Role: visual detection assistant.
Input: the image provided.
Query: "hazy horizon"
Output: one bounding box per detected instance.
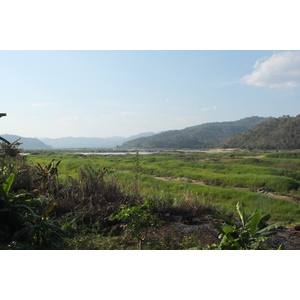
[1,114,275,140]
[1,50,300,139]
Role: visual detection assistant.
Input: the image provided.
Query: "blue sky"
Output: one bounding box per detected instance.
[1,50,300,138]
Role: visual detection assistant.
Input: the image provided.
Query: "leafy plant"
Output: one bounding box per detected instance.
[191,202,290,250]
[12,202,65,249]
[0,173,36,243]
[109,198,163,249]
[28,159,61,194]
[0,139,22,157]
[0,173,64,249]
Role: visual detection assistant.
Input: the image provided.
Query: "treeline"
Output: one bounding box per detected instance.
[221,115,300,150]
[121,116,271,149]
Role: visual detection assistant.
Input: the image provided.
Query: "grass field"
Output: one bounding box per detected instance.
[27,150,300,224]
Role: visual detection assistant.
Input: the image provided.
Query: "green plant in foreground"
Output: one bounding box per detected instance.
[109,198,163,250]
[28,159,61,194]
[191,202,290,250]
[12,202,65,249]
[0,173,35,243]
[0,173,64,249]
[0,139,21,157]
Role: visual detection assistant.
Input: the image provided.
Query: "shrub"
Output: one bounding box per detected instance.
[191,202,290,250]
[0,173,64,249]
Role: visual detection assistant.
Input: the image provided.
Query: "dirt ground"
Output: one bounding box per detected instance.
[169,216,300,250]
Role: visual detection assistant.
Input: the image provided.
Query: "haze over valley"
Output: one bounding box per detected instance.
[3,115,300,151]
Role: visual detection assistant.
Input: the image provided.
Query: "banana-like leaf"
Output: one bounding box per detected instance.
[257,221,291,234]
[246,209,262,235]
[2,173,15,195]
[257,214,271,230]
[236,202,246,227]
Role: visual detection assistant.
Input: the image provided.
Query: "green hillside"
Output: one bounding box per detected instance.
[221,115,300,150]
[121,116,271,149]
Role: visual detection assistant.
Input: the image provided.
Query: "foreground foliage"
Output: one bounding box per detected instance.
[191,202,290,250]
[0,173,64,249]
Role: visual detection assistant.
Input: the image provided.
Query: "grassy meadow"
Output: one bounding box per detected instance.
[27,150,300,224]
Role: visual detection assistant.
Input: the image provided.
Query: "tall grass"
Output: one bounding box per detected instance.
[28,151,300,223]
[138,174,300,223]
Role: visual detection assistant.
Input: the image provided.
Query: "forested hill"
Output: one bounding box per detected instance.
[220,115,300,150]
[121,116,271,149]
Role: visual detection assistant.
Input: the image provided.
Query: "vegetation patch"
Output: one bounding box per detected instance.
[2,147,300,249]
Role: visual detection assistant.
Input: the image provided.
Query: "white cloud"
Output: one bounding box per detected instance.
[242,51,300,89]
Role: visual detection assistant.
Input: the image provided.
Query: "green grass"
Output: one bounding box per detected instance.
[28,150,300,224]
[137,174,300,223]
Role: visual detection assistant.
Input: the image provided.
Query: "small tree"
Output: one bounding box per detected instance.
[0,139,22,157]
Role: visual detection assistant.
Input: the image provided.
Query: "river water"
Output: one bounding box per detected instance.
[75,151,156,155]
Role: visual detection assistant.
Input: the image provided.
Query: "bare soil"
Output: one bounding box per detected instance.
[167,215,300,250]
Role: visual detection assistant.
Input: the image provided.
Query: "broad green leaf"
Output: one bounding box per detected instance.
[221,225,234,234]
[257,214,271,230]
[247,209,261,235]
[3,173,15,195]
[257,221,291,234]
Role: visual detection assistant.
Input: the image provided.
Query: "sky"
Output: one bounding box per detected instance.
[1,50,300,138]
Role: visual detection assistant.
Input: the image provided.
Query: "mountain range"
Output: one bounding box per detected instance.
[40,132,155,149]
[121,116,272,149]
[4,115,299,150]
[0,132,156,149]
